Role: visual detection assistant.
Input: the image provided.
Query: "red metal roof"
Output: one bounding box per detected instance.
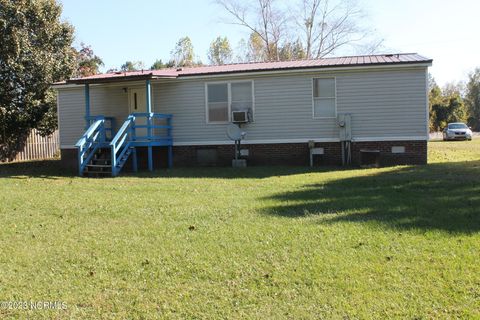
[65,53,432,84]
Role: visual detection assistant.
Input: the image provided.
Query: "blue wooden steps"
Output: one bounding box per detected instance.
[76,113,173,177]
[83,148,112,177]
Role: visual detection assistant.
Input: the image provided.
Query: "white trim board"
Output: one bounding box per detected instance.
[173,138,340,146]
[351,136,428,142]
[172,137,428,146]
[60,136,428,149]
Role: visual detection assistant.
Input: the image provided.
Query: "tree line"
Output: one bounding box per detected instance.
[79,30,362,74]
[79,0,382,72]
[429,71,480,132]
[80,34,480,133]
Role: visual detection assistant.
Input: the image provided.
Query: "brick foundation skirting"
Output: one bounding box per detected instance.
[61,140,427,172]
[60,148,78,174]
[351,140,427,166]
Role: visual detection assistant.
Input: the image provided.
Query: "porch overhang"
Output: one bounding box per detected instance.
[66,73,177,85]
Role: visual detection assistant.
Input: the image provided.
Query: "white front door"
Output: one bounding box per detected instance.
[129,88,148,138]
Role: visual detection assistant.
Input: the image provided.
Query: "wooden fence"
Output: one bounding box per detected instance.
[11,129,60,162]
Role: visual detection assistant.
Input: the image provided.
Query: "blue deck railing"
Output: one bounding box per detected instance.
[109,113,173,176]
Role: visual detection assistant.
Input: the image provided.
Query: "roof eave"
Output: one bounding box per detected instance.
[66,74,177,85]
[62,58,433,85]
[177,60,433,78]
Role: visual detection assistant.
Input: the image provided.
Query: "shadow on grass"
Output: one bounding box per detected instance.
[0,159,68,179]
[262,160,480,233]
[0,159,342,180]
[125,166,343,180]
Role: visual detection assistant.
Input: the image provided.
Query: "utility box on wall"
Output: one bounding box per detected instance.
[338,113,352,141]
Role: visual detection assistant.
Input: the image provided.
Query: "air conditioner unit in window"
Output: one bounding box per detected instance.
[232,110,249,123]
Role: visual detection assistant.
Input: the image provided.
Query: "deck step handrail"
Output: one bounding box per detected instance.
[110,115,135,176]
[75,117,108,176]
[87,115,115,140]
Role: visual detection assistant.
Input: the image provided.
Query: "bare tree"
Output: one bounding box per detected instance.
[216,0,287,61]
[351,38,384,56]
[217,0,382,61]
[248,32,267,62]
[297,0,370,58]
[171,37,195,67]
[234,38,249,63]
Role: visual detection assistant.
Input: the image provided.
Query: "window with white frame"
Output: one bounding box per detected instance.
[313,78,336,118]
[207,83,229,123]
[206,81,254,123]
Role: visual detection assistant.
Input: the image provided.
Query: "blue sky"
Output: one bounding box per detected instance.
[59,0,479,86]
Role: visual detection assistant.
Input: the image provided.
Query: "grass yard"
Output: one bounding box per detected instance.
[0,140,479,319]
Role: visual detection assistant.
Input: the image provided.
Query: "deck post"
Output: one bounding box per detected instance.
[146,79,152,114]
[167,116,173,168]
[111,144,117,177]
[132,147,138,173]
[147,147,153,171]
[146,79,153,171]
[84,84,90,130]
[168,146,173,168]
[77,147,83,176]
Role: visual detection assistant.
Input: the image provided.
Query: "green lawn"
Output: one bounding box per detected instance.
[0,140,479,319]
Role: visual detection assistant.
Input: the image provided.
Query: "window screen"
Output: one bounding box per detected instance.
[313,78,336,118]
[207,84,228,122]
[231,82,253,113]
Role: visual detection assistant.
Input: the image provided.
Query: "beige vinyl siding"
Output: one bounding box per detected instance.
[336,69,427,140]
[57,88,83,147]
[57,66,428,147]
[153,76,338,143]
[57,86,128,147]
[153,67,427,144]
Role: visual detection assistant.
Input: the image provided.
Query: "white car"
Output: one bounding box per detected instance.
[443,122,473,141]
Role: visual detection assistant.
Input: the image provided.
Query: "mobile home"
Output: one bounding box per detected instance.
[54,53,432,176]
